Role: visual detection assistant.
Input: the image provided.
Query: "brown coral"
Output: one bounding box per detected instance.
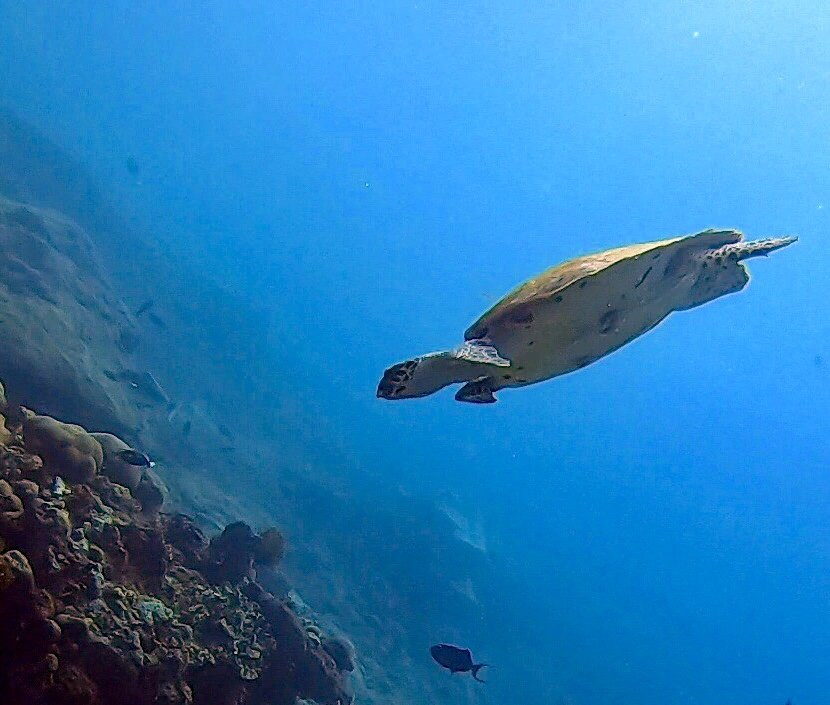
[253,528,285,568]
[133,470,165,516]
[0,379,11,445]
[0,415,11,446]
[0,425,351,705]
[90,432,142,492]
[23,414,103,483]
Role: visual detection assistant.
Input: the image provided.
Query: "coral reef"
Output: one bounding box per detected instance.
[0,115,502,705]
[0,380,12,445]
[22,413,104,484]
[0,392,351,705]
[255,528,286,568]
[90,433,143,492]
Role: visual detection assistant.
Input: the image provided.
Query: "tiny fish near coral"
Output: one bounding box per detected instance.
[115,448,155,467]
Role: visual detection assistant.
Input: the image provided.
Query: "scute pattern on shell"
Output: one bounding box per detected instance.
[465,229,742,339]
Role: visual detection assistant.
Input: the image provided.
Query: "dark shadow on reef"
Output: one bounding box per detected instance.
[0,380,352,705]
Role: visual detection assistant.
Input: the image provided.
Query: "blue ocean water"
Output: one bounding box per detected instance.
[1,2,828,703]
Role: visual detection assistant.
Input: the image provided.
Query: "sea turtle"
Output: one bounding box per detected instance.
[377,228,796,403]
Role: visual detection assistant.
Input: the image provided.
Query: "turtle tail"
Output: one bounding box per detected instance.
[715,236,797,260]
[471,663,488,683]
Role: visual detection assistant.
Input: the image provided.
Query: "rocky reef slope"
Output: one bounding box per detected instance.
[0,381,352,705]
[0,193,147,437]
[0,110,507,705]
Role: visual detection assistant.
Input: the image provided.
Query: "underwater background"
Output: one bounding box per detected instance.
[0,2,828,703]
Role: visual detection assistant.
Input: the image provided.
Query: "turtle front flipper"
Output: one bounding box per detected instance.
[455,377,497,404]
[451,340,510,367]
[377,343,511,401]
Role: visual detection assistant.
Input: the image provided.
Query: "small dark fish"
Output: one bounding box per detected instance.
[134,299,154,317]
[148,312,166,329]
[430,644,487,682]
[182,420,192,437]
[115,449,156,468]
[219,445,235,454]
[217,422,235,440]
[125,370,169,404]
[125,156,140,176]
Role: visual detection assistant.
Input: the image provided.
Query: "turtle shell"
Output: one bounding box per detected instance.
[464,228,744,386]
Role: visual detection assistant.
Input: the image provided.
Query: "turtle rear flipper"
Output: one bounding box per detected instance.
[715,235,798,260]
[455,377,497,404]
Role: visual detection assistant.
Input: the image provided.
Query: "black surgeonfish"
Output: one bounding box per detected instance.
[115,449,155,468]
[429,644,487,682]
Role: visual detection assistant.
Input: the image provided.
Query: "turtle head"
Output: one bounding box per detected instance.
[377,352,463,400]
